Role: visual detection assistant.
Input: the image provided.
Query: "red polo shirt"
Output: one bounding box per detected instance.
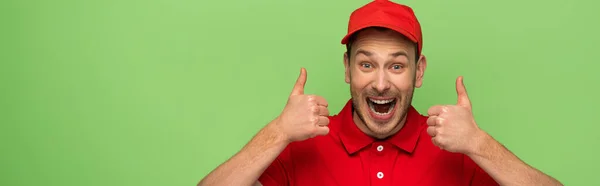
[258,99,499,186]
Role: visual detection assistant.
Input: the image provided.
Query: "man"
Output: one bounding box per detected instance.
[198,0,563,185]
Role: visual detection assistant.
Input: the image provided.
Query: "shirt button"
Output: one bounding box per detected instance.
[377,172,384,179]
[377,145,384,152]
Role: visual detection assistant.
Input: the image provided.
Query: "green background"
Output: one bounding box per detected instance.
[1,0,598,185]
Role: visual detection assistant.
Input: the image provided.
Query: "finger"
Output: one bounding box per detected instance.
[456,76,472,109]
[428,116,446,127]
[426,126,437,137]
[317,116,329,126]
[427,116,439,126]
[432,137,444,150]
[427,105,444,116]
[318,105,329,116]
[291,68,307,96]
[315,126,330,136]
[431,137,439,146]
[314,96,328,107]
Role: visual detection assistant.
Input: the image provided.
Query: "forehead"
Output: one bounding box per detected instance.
[350,28,416,56]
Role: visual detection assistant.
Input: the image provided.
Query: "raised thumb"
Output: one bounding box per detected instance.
[456,76,472,109]
[291,68,307,96]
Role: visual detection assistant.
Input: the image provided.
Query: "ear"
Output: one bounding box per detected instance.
[415,54,427,88]
[344,52,350,84]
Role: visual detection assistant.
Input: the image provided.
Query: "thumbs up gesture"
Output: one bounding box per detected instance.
[273,68,330,143]
[426,76,485,154]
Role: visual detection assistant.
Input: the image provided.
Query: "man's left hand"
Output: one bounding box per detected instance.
[426,76,487,154]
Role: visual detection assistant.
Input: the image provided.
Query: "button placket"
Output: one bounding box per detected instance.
[371,143,384,184]
[370,142,396,185]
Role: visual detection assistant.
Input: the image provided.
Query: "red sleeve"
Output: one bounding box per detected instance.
[257,146,293,186]
[470,165,499,186]
[464,155,499,186]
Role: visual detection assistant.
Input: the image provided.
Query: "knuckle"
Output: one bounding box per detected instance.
[311,106,319,113]
[442,106,450,113]
[437,117,445,125]
[310,117,318,124]
[307,95,316,102]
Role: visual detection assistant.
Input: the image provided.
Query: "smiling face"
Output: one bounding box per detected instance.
[344,27,427,139]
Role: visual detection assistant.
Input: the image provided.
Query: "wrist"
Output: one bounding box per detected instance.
[265,117,292,145]
[239,118,290,160]
[466,129,491,158]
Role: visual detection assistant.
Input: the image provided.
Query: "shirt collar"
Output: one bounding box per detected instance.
[337,99,425,155]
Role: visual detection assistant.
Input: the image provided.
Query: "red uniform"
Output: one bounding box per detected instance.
[258,100,499,186]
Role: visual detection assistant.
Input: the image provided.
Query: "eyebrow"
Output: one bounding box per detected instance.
[355,49,373,57]
[355,49,408,58]
[390,51,408,58]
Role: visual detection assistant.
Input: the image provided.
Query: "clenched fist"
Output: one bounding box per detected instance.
[273,68,330,143]
[426,76,486,154]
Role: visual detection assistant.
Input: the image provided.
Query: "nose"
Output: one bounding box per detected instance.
[371,69,391,93]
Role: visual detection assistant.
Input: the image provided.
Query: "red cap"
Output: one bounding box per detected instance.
[341,0,423,55]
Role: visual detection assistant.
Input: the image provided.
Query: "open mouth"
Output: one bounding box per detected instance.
[367,97,397,116]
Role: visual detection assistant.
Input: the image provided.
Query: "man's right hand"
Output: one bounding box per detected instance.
[197,68,330,186]
[273,68,330,143]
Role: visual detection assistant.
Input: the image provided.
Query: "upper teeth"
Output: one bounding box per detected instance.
[369,98,394,104]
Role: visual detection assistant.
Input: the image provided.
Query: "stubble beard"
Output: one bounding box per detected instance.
[350,78,416,139]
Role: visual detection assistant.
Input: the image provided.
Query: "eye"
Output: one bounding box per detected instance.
[391,64,402,70]
[361,63,372,68]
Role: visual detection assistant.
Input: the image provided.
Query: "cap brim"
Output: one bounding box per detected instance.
[340,23,418,45]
